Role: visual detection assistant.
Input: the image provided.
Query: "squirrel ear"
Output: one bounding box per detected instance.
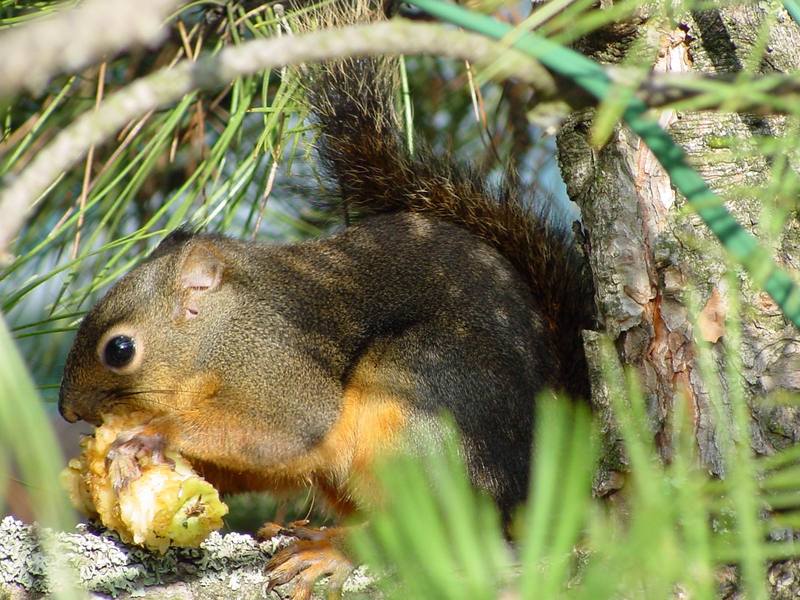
[178,242,224,319]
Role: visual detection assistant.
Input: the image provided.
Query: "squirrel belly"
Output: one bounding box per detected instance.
[60,211,550,518]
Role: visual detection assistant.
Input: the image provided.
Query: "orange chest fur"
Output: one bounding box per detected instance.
[192,364,409,514]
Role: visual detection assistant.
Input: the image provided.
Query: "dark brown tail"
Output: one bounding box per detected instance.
[308,52,595,399]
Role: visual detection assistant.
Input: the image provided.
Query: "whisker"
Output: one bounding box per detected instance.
[118,388,209,398]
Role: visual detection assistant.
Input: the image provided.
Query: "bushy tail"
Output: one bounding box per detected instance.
[295,4,595,399]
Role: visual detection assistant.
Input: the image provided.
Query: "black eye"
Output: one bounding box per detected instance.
[104,335,136,369]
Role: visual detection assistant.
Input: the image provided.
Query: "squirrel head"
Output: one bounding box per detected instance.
[59,230,230,426]
[59,230,342,470]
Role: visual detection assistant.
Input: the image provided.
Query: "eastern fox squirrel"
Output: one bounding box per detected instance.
[58,5,594,596]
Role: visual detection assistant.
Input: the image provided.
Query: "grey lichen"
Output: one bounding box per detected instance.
[0,517,378,599]
[0,517,48,594]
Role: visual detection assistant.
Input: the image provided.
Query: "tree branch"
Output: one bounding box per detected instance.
[5,11,794,259]
[0,19,556,258]
[0,516,377,599]
[616,68,800,115]
[0,0,183,98]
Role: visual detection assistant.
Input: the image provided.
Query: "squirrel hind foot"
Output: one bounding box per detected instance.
[264,524,353,600]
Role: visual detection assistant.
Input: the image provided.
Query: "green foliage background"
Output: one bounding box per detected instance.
[2,0,800,598]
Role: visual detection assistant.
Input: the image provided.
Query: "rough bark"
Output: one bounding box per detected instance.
[558,4,800,495]
[0,516,378,599]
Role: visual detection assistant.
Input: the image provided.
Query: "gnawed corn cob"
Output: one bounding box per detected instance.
[60,413,228,553]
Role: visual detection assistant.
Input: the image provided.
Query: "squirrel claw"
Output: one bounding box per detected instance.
[257,519,325,541]
[264,528,352,600]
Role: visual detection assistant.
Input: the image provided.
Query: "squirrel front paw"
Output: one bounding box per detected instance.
[106,428,171,491]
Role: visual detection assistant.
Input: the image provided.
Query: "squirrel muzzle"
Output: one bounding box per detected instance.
[58,390,81,423]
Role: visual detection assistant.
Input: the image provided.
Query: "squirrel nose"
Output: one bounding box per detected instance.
[59,400,80,423]
[58,386,80,423]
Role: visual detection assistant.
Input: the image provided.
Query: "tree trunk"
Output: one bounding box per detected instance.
[557,4,800,492]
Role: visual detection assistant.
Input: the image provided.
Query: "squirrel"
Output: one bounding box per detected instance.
[58,4,594,596]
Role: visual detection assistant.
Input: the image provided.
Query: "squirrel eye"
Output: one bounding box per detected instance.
[104,335,136,369]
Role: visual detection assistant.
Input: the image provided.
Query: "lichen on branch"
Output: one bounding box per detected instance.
[0,516,376,599]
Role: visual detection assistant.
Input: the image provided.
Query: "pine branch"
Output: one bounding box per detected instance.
[0,19,556,258]
[0,0,183,97]
[0,516,378,599]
